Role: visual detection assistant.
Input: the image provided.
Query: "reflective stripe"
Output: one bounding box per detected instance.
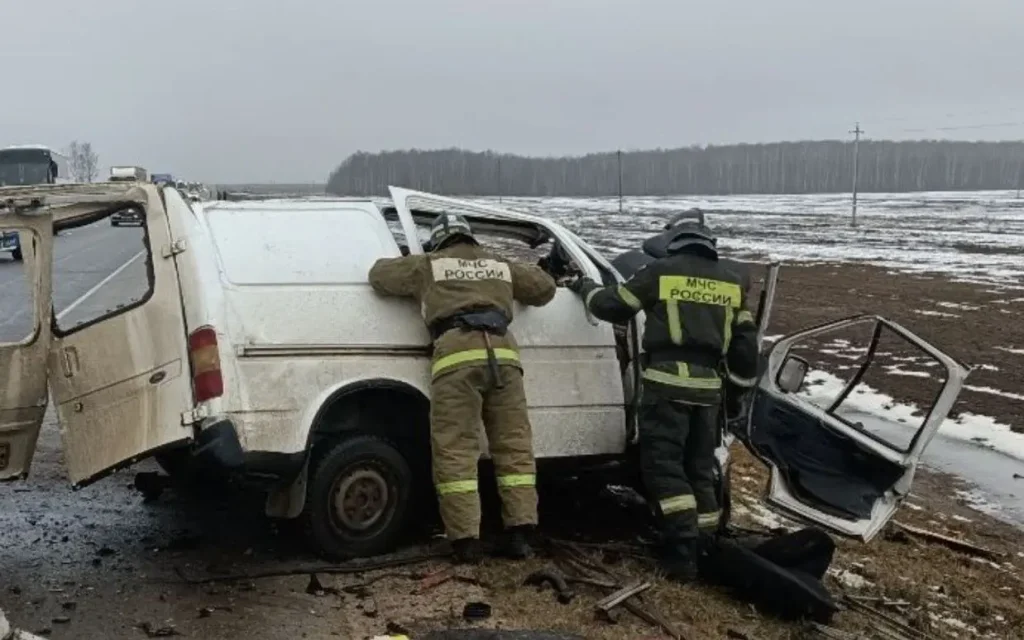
[616,285,643,310]
[659,494,697,515]
[584,287,600,310]
[666,301,683,345]
[643,362,722,390]
[698,510,721,528]
[496,473,536,488]
[432,348,520,377]
[728,370,758,388]
[658,276,742,308]
[436,479,478,495]
[722,306,734,355]
[736,309,754,325]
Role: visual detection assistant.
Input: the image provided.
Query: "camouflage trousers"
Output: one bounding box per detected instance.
[430,364,538,541]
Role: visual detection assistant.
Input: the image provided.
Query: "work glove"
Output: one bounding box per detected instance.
[566,275,594,295]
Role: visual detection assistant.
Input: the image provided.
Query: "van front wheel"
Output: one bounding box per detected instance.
[303,435,412,560]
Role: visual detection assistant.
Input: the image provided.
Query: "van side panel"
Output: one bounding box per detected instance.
[202,202,626,461]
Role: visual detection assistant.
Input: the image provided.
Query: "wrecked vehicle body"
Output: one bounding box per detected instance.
[0,183,971,559]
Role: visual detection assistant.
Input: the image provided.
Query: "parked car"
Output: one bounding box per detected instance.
[110,207,143,227]
[0,230,21,260]
[0,183,971,560]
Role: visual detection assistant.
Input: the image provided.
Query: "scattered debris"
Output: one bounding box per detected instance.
[461,601,492,621]
[523,567,576,604]
[551,541,689,640]
[415,567,455,593]
[305,573,340,597]
[133,472,171,502]
[175,549,448,585]
[595,581,652,623]
[842,596,931,640]
[892,521,1003,561]
[136,622,180,637]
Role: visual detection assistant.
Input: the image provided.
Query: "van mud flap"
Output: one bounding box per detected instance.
[698,527,839,623]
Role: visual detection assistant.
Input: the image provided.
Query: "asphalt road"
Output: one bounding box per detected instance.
[0,220,147,344]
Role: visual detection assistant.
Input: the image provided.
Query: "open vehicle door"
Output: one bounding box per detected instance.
[387,187,631,457]
[44,184,194,487]
[742,315,971,541]
[0,205,52,480]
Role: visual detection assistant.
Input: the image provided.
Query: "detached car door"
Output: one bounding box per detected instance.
[0,212,52,480]
[742,315,970,541]
[48,188,194,487]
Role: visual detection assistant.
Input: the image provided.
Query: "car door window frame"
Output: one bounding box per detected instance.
[51,207,157,338]
[763,314,971,464]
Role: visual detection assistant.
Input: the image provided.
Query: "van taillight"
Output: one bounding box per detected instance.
[188,325,223,403]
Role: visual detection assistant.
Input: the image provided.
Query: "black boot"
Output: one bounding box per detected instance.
[660,538,698,584]
[495,525,534,560]
[451,537,483,565]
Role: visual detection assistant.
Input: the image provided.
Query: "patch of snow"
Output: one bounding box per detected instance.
[951,514,973,523]
[884,366,932,378]
[977,364,1000,372]
[904,502,925,511]
[936,301,982,311]
[929,613,978,634]
[799,370,1024,461]
[913,309,960,318]
[963,384,1024,402]
[732,498,797,532]
[955,489,1004,517]
[995,346,1024,355]
[818,348,862,360]
[830,569,874,589]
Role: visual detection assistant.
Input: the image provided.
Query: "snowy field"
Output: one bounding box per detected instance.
[470,189,1024,287]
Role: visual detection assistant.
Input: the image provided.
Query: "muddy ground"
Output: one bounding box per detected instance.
[2,263,1023,640]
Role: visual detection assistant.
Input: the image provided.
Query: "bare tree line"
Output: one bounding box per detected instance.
[325,140,1024,197]
[68,141,99,182]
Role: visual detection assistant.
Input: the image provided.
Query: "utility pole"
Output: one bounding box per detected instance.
[850,122,863,227]
[497,157,502,203]
[617,150,623,213]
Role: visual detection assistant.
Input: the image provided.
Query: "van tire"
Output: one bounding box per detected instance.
[304,435,412,560]
[11,247,22,261]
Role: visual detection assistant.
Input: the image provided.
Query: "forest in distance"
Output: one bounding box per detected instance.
[325,139,1024,197]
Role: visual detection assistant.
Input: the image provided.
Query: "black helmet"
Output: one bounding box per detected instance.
[428,212,476,250]
[663,207,706,230]
[665,221,718,255]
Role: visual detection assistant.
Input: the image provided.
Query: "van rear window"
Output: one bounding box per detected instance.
[207,206,400,285]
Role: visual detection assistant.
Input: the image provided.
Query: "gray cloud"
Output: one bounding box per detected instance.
[2,0,1022,182]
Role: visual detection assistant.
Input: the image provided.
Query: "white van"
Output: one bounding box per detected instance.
[0,182,971,559]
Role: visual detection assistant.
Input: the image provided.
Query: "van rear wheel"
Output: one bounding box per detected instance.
[11,247,22,261]
[303,435,412,560]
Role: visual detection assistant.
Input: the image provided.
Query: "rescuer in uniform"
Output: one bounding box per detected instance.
[368,213,557,563]
[567,221,759,582]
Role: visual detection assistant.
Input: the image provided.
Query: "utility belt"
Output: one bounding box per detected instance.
[641,346,723,371]
[429,307,511,388]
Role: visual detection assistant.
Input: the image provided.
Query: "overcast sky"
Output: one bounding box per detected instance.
[3,0,1023,183]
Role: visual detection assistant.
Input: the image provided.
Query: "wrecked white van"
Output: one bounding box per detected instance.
[0,183,971,559]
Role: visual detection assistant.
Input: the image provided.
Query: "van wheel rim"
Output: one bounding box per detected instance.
[333,468,389,531]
